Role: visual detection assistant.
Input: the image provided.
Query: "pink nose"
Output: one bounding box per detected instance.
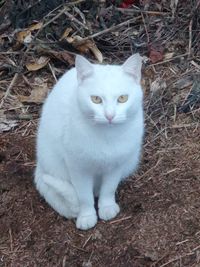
[105,114,114,123]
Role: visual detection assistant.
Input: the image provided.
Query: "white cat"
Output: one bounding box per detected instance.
[35,54,144,230]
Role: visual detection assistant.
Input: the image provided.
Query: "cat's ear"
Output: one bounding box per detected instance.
[75,55,93,83]
[122,53,142,83]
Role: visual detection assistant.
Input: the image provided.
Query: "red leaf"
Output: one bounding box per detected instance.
[149,46,164,63]
[119,0,135,8]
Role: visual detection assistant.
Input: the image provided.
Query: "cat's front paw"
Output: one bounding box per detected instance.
[76,213,97,230]
[99,203,120,221]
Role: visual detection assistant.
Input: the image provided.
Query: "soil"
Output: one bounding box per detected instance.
[0,1,200,266]
[0,107,200,267]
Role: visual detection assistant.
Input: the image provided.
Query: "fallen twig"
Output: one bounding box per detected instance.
[64,10,89,30]
[135,157,163,181]
[170,123,199,129]
[110,216,132,224]
[0,73,19,109]
[20,1,86,66]
[79,16,141,43]
[116,7,168,15]
[159,252,194,267]
[149,53,189,66]
[141,12,150,43]
[188,19,193,57]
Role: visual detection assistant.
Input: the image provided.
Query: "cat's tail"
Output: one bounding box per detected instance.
[34,166,79,218]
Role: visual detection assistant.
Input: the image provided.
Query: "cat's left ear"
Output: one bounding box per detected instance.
[75,55,93,83]
[122,53,142,83]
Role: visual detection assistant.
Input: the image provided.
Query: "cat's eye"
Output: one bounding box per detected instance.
[118,95,128,103]
[91,95,102,104]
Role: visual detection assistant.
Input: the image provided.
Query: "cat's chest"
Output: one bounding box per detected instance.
[64,124,135,165]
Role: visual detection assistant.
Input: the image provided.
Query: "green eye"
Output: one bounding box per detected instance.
[118,95,128,103]
[91,95,102,104]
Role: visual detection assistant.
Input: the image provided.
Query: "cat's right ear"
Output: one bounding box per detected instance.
[75,55,93,83]
[122,53,142,83]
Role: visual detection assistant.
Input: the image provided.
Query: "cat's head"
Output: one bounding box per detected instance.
[75,54,143,125]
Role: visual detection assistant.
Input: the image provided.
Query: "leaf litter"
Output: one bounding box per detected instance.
[0,110,18,133]
[0,1,200,266]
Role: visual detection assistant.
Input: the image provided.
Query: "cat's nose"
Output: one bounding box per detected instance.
[105,114,114,123]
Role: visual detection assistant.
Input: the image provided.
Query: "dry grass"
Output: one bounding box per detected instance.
[0,0,200,266]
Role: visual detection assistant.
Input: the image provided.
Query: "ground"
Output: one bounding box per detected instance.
[0,1,200,267]
[1,105,200,267]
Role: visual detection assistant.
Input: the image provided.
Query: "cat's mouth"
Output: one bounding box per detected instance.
[93,117,126,125]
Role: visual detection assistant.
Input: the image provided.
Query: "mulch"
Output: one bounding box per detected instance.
[0,1,200,266]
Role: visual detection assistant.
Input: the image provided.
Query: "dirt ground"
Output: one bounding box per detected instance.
[1,94,200,267]
[0,1,200,267]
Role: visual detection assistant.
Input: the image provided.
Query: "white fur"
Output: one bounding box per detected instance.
[35,54,144,230]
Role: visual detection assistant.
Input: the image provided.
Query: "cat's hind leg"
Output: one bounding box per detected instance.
[35,167,79,218]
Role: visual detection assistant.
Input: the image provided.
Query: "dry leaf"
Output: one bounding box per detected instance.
[18,83,49,104]
[60,29,103,62]
[0,111,18,133]
[150,77,167,94]
[60,27,73,41]
[26,56,50,71]
[86,42,103,63]
[48,50,74,65]
[16,30,32,44]
[164,52,174,60]
[66,35,103,63]
[174,76,193,90]
[144,251,159,261]
[28,22,43,31]
[149,46,164,63]
[15,22,43,48]
[34,43,74,65]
